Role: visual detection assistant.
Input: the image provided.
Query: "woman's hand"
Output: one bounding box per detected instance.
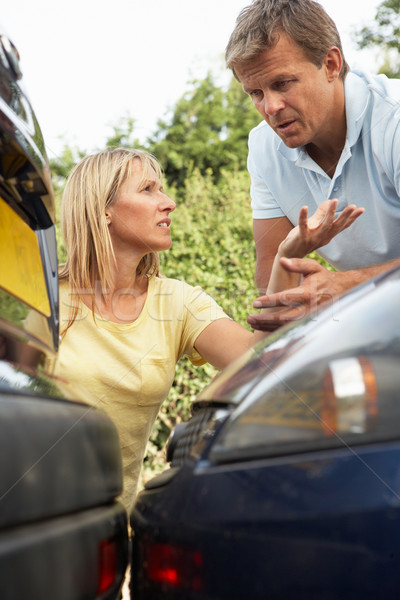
[278,199,365,259]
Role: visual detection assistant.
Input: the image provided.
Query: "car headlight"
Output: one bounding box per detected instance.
[209,276,400,464]
[322,356,378,436]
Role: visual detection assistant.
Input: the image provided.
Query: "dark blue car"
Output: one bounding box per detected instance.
[131,266,400,599]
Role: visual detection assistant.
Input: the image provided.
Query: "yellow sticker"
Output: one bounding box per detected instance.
[0,196,51,316]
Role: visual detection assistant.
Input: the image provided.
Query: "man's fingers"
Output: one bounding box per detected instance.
[253,288,306,309]
[247,308,304,331]
[247,314,283,332]
[298,205,309,233]
[332,205,365,232]
[278,256,324,276]
[323,198,338,225]
[309,199,334,230]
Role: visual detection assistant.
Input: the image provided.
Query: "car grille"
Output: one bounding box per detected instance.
[170,406,217,467]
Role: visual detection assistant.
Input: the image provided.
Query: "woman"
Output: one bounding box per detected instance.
[51,147,362,511]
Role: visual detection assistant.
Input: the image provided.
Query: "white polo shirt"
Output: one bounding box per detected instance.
[248,70,400,271]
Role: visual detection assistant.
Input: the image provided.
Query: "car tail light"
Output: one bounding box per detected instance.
[97,539,118,595]
[143,541,203,591]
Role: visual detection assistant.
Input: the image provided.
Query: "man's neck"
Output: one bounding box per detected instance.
[306,80,347,178]
[306,142,344,178]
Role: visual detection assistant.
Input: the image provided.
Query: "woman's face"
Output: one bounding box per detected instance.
[106,159,176,256]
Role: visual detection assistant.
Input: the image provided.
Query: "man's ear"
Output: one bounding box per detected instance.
[324,46,342,82]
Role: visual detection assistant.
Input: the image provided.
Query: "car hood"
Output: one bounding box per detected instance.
[195,266,400,406]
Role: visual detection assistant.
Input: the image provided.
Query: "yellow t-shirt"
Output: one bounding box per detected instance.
[49,276,229,510]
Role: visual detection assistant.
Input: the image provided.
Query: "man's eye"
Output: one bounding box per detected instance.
[250,90,262,99]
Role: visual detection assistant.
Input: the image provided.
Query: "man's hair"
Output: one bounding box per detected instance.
[225,0,349,79]
[59,148,160,333]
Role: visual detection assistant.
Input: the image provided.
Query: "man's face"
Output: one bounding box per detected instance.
[235,33,341,150]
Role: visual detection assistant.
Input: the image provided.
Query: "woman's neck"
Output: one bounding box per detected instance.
[83,259,150,324]
[95,275,149,323]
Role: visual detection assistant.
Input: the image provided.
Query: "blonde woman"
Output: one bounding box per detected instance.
[50,148,362,511]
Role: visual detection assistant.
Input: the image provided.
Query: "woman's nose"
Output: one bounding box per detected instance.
[161,193,176,212]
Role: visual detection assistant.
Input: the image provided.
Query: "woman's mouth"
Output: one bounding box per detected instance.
[157,219,171,228]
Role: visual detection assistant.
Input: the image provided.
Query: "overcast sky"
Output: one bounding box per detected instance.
[3,0,381,159]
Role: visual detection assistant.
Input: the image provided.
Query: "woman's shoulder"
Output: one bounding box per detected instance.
[151,275,195,293]
[58,279,89,321]
[150,275,209,308]
[150,275,223,314]
[58,278,71,296]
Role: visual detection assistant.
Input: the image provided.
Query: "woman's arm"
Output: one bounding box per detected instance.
[194,318,254,371]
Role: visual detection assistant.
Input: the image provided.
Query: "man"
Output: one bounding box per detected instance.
[225,0,400,331]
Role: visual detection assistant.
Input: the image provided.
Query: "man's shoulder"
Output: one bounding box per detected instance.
[248,119,281,153]
[249,119,271,139]
[349,70,400,103]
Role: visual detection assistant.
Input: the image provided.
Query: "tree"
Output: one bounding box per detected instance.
[105,115,141,150]
[49,144,86,191]
[355,0,400,77]
[50,72,260,192]
[49,115,142,187]
[147,72,260,189]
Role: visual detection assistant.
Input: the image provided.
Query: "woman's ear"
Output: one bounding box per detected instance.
[105,212,111,225]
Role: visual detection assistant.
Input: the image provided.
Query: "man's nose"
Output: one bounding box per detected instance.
[263,91,284,116]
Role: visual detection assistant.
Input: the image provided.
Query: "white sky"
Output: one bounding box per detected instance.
[3,0,382,160]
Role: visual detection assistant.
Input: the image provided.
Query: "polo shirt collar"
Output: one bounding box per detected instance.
[344,71,370,147]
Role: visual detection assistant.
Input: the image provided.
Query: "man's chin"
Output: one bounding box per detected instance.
[278,135,303,149]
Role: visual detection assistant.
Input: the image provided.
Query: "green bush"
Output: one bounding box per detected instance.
[140,167,256,484]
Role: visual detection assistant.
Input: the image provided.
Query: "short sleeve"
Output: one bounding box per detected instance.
[248,126,286,220]
[388,115,400,197]
[179,285,230,366]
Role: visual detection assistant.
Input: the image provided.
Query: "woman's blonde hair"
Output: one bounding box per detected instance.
[59,148,161,333]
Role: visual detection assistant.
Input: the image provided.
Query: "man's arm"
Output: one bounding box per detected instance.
[251,199,364,340]
[248,256,400,331]
[253,216,293,293]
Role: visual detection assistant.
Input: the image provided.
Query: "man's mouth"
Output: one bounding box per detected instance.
[276,120,295,132]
